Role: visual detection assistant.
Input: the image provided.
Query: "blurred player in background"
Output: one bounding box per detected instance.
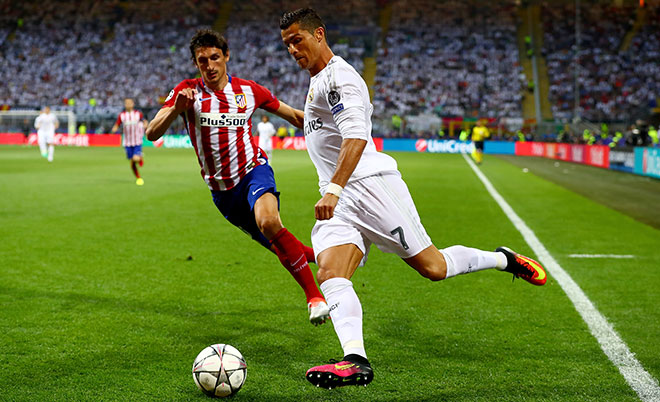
[146,29,329,325]
[280,8,547,389]
[471,119,490,164]
[34,106,58,162]
[257,115,276,160]
[111,98,149,185]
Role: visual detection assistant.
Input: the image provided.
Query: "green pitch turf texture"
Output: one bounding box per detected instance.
[1,146,659,401]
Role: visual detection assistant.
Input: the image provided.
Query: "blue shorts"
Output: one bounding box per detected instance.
[211,163,280,250]
[125,145,142,159]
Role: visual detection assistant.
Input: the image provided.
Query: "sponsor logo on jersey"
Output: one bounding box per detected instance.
[304,117,323,136]
[327,90,340,106]
[199,112,247,127]
[234,93,247,108]
[331,103,344,115]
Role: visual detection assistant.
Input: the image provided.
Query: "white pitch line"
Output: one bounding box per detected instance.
[463,154,660,402]
[568,254,635,259]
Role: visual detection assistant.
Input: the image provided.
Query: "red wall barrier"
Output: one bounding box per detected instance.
[0,133,124,147]
[274,137,383,151]
[515,142,609,169]
[0,133,26,144]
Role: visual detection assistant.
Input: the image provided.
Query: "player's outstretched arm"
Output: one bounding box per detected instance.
[146,89,196,141]
[331,138,367,188]
[273,101,304,129]
[315,138,367,220]
[146,107,179,141]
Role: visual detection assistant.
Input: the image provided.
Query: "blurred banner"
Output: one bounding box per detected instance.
[2,133,657,181]
[516,142,609,169]
[609,148,635,173]
[635,147,660,179]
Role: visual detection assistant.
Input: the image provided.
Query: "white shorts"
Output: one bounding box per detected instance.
[38,132,55,145]
[312,172,433,266]
[259,142,272,152]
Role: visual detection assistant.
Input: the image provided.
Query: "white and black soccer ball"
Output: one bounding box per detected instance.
[192,344,247,398]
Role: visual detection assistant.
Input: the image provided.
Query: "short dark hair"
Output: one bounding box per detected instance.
[189,29,229,62]
[279,7,326,34]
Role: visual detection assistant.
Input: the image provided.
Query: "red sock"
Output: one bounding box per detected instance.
[271,228,323,302]
[139,158,144,167]
[131,161,140,178]
[302,244,315,264]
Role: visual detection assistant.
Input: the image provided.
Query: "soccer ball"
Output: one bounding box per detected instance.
[192,344,247,398]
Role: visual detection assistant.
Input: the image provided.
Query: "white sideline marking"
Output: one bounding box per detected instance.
[568,254,635,259]
[463,154,660,402]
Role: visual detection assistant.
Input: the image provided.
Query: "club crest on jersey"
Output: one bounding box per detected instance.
[308,88,314,102]
[234,93,247,108]
[200,112,247,127]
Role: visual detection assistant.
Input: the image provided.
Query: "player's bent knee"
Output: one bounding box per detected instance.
[406,248,447,281]
[256,214,282,237]
[316,266,343,285]
[419,266,446,281]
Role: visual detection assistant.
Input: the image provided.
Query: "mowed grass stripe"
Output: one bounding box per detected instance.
[466,153,660,402]
[0,147,650,401]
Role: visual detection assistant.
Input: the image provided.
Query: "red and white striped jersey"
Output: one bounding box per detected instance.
[162,75,280,191]
[115,110,145,147]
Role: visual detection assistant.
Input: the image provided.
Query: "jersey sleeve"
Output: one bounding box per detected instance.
[250,81,280,113]
[115,114,122,127]
[326,70,368,141]
[162,80,195,109]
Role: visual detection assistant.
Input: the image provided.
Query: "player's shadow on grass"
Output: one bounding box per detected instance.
[1,284,309,344]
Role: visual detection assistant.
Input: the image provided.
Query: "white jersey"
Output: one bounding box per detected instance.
[257,121,276,150]
[303,56,398,192]
[35,113,58,135]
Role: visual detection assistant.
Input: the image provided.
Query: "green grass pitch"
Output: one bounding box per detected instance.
[1,146,659,401]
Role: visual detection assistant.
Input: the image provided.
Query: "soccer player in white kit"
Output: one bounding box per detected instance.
[280,8,547,389]
[34,106,58,162]
[257,115,276,160]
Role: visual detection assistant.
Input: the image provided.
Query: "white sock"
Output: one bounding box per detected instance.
[440,245,507,278]
[39,141,47,157]
[320,277,366,359]
[47,145,54,162]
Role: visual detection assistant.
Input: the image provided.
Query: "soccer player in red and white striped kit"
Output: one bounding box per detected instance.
[111,98,149,185]
[146,29,330,325]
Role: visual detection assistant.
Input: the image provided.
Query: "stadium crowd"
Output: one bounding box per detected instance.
[219,0,371,112]
[0,0,657,138]
[0,0,368,115]
[0,0,216,118]
[542,3,659,123]
[373,0,524,127]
